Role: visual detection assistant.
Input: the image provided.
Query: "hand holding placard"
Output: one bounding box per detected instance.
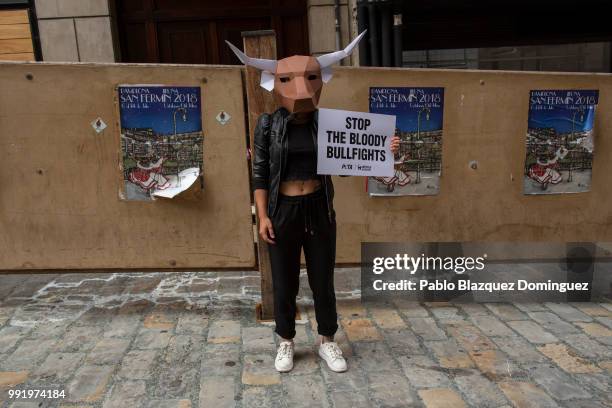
[317,108,396,177]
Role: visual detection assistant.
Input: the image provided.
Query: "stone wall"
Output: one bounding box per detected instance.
[307,0,358,65]
[34,0,115,62]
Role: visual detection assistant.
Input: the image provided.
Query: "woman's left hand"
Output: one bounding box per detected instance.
[390,136,400,154]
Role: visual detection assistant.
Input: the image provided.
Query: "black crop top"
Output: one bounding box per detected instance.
[282,122,318,181]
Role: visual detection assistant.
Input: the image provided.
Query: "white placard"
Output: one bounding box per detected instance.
[317,108,395,177]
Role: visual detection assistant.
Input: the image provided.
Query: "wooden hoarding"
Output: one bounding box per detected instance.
[320,67,612,263]
[0,62,255,270]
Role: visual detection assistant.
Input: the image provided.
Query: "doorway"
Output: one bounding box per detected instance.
[112,0,309,64]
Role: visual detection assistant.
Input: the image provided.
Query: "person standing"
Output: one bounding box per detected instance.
[227,33,399,372]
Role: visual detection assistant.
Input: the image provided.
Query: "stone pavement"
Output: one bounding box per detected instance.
[0,269,610,408]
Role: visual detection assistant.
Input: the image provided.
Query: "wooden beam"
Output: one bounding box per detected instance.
[242,30,277,321]
[0,10,29,25]
[0,23,31,40]
[243,30,277,148]
[0,52,34,60]
[0,38,34,54]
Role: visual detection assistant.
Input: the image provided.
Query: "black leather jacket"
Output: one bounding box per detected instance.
[252,107,335,223]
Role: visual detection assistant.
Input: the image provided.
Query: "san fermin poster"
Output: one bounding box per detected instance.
[524,90,598,194]
[368,87,445,196]
[118,85,203,201]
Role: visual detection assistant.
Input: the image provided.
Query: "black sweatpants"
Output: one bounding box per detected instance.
[268,188,338,339]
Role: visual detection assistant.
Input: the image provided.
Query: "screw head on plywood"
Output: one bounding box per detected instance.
[216,111,232,125]
[91,117,108,133]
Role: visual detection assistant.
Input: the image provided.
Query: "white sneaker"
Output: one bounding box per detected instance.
[275,341,294,372]
[319,341,347,372]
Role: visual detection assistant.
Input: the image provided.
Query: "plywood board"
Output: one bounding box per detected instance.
[0,62,255,270]
[320,67,612,263]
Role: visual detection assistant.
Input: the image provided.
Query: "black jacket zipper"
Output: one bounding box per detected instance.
[310,117,332,223]
[273,109,333,224]
[276,115,289,218]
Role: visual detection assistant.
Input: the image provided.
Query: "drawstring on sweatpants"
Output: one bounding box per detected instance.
[300,196,317,235]
[278,188,324,236]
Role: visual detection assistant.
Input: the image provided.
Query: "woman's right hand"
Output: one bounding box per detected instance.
[259,217,276,245]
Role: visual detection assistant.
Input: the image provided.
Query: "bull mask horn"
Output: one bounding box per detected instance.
[225,40,277,91]
[225,29,366,91]
[316,30,367,83]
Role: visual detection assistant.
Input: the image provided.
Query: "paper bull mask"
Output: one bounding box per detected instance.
[226,31,366,113]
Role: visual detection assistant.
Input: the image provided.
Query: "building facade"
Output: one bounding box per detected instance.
[357,0,611,73]
[1,0,610,73]
[0,0,354,64]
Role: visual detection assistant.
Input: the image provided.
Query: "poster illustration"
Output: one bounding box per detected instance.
[368,87,444,196]
[524,90,598,194]
[118,85,203,201]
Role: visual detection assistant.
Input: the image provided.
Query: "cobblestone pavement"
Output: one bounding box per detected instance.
[0,269,610,408]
